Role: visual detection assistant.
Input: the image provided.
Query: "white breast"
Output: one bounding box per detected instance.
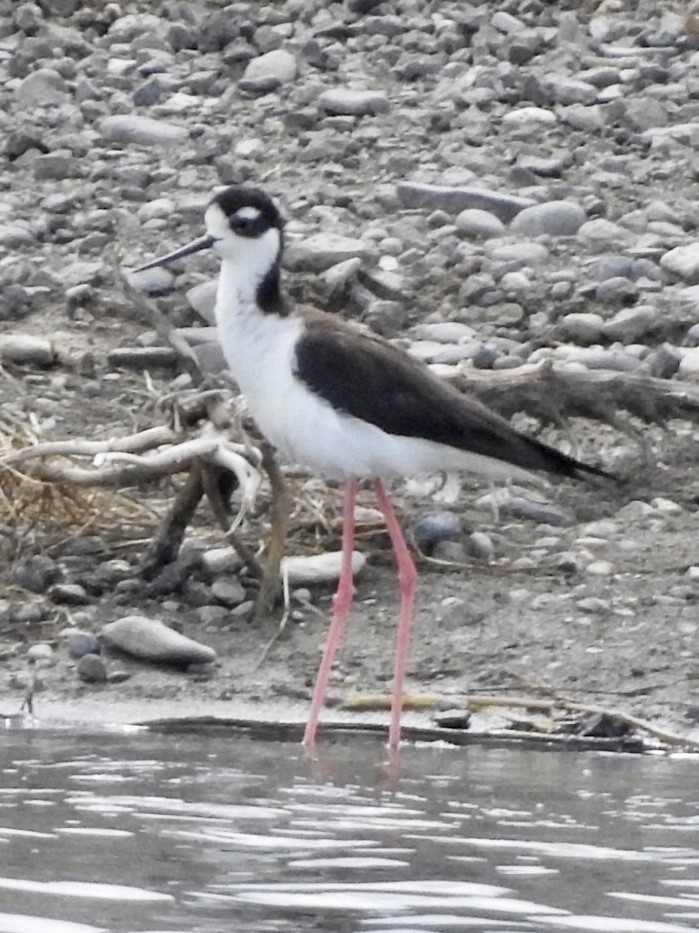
[214,266,539,484]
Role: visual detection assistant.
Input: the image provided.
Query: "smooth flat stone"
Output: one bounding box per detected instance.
[100,616,216,666]
[100,115,189,146]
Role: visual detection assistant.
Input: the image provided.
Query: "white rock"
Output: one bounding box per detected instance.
[281,551,366,586]
[502,106,556,126]
[660,243,699,284]
[15,68,69,106]
[100,616,216,665]
[240,50,297,92]
[285,233,370,272]
[510,200,586,237]
[186,280,218,323]
[455,208,505,239]
[101,115,188,146]
[679,347,699,376]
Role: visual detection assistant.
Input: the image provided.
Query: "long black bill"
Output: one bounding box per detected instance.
[131,234,218,273]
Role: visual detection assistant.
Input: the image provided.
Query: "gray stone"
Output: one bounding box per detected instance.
[510,201,586,237]
[411,512,463,555]
[100,615,217,666]
[127,267,174,295]
[647,344,681,379]
[281,552,366,586]
[559,312,605,345]
[68,631,101,659]
[553,347,642,372]
[467,532,495,562]
[679,347,699,377]
[186,280,218,323]
[455,208,505,239]
[0,224,34,247]
[489,242,549,268]
[27,643,54,664]
[77,654,108,683]
[0,336,53,366]
[240,49,297,93]
[318,88,389,116]
[602,306,658,342]
[397,183,535,223]
[15,68,69,106]
[624,97,668,131]
[100,115,188,146]
[12,555,61,593]
[210,578,246,607]
[48,583,90,605]
[514,498,576,527]
[540,73,598,106]
[285,233,371,272]
[502,106,556,128]
[595,276,638,305]
[660,243,699,284]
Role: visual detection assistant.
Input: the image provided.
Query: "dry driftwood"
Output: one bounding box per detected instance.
[453,360,699,439]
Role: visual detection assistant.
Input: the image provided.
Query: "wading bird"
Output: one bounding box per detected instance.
[134,187,609,748]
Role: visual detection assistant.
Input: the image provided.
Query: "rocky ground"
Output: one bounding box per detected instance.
[1,0,698,745]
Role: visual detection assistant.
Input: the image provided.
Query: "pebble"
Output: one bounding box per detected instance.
[285,234,370,272]
[660,243,699,284]
[318,88,389,116]
[467,532,495,562]
[411,511,463,555]
[48,583,90,605]
[100,115,189,146]
[15,68,69,106]
[397,183,535,223]
[239,49,297,93]
[510,201,586,237]
[281,551,366,586]
[67,631,101,659]
[678,347,699,376]
[0,336,54,366]
[210,578,246,607]
[455,209,505,239]
[27,643,54,664]
[602,306,658,342]
[11,555,61,593]
[100,616,217,666]
[186,280,218,324]
[77,654,108,683]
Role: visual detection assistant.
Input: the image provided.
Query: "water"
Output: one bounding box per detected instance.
[0,728,697,933]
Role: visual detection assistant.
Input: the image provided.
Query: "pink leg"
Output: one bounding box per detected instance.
[303,480,358,746]
[374,479,417,749]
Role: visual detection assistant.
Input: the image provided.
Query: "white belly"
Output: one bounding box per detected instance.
[216,296,537,484]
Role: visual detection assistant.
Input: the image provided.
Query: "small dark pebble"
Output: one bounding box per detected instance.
[412,511,465,555]
[434,711,472,731]
[76,653,107,683]
[12,555,62,593]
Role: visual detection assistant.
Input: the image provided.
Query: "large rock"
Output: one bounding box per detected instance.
[100,616,216,666]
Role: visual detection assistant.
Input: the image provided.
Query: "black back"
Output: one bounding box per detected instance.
[295,315,609,481]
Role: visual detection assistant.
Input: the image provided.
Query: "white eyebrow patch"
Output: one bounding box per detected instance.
[236,206,261,222]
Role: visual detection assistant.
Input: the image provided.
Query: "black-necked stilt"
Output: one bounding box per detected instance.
[134,186,610,749]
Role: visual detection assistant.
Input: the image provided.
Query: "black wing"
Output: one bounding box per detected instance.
[294,317,609,481]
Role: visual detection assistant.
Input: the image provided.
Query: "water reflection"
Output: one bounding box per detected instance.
[0,730,697,932]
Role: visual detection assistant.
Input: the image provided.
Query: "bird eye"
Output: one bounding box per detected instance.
[231,208,262,235]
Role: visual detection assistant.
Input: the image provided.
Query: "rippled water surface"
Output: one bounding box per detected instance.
[1,729,698,933]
